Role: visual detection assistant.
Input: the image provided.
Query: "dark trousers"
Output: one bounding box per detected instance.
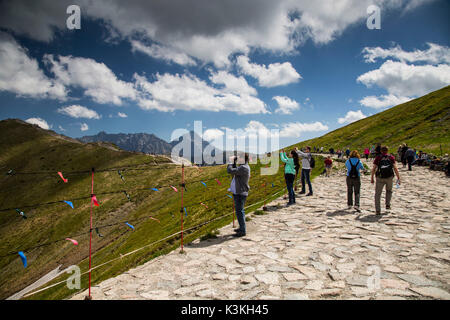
[285,173,295,203]
[301,169,312,193]
[407,156,414,171]
[233,194,247,233]
[346,176,361,207]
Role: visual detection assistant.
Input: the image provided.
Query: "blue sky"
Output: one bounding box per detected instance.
[0,0,449,153]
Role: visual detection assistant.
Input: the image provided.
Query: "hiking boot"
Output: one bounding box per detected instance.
[299,191,306,194]
[354,206,361,213]
[347,205,353,210]
[233,232,246,237]
[306,193,313,196]
[376,211,381,215]
[233,228,241,233]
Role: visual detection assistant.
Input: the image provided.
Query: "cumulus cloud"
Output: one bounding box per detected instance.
[44,54,137,106]
[80,123,89,131]
[359,95,411,109]
[131,40,197,66]
[236,56,301,87]
[0,32,66,100]
[1,0,430,67]
[337,110,367,124]
[279,121,328,138]
[57,105,101,119]
[209,70,257,96]
[25,117,51,130]
[117,112,128,118]
[362,43,450,64]
[203,128,224,141]
[134,72,268,114]
[357,60,450,100]
[273,96,300,114]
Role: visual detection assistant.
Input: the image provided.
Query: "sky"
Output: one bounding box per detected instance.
[0,0,449,154]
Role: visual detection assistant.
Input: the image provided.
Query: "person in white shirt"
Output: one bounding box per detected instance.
[295,146,313,196]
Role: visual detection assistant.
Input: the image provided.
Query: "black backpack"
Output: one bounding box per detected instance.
[309,155,315,168]
[377,155,394,178]
[349,159,360,178]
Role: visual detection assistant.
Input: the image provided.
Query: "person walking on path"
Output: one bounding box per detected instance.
[364,147,370,161]
[280,149,299,205]
[371,146,401,215]
[324,156,333,177]
[345,148,351,159]
[227,153,251,237]
[375,143,382,157]
[401,144,409,168]
[345,150,365,212]
[405,147,416,171]
[295,146,314,196]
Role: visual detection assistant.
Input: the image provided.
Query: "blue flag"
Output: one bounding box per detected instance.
[18,251,27,268]
[63,200,74,209]
[125,222,135,230]
[184,207,187,217]
[201,181,207,187]
[151,188,159,191]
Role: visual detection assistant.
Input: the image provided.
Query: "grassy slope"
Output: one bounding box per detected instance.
[295,86,450,155]
[0,119,324,299]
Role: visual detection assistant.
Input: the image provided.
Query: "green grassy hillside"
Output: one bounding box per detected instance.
[0,119,322,300]
[296,86,450,155]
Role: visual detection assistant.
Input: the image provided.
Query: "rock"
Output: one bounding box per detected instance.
[255,272,279,285]
[240,275,255,285]
[212,273,228,280]
[383,265,403,273]
[268,285,282,296]
[291,265,317,279]
[284,293,309,300]
[397,274,440,287]
[336,263,356,273]
[304,280,323,290]
[380,279,410,290]
[243,266,256,273]
[140,290,169,300]
[196,289,215,298]
[410,287,450,300]
[346,275,369,287]
[282,273,308,281]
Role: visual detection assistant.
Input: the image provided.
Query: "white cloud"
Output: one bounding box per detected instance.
[80,123,89,131]
[117,112,128,118]
[131,40,196,66]
[134,72,268,114]
[0,1,433,67]
[203,128,224,141]
[58,125,66,132]
[273,96,300,115]
[236,56,301,87]
[44,54,137,106]
[357,60,450,101]
[279,121,328,138]
[362,43,450,64]
[337,110,367,124]
[359,94,411,109]
[209,70,257,96]
[25,117,51,130]
[0,32,66,100]
[57,105,101,119]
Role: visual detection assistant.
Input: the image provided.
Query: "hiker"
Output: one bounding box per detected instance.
[280,149,299,205]
[227,153,250,237]
[345,150,365,212]
[375,143,381,157]
[324,156,333,177]
[345,148,351,159]
[295,146,314,196]
[405,147,416,171]
[364,147,370,161]
[401,144,409,168]
[371,146,401,215]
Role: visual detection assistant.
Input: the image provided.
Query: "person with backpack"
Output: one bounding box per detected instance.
[371,146,401,215]
[345,150,365,212]
[364,147,370,161]
[295,146,314,196]
[405,147,416,171]
[280,149,299,205]
[324,156,333,177]
[345,148,351,159]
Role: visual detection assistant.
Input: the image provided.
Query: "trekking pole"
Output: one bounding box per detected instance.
[180,164,185,253]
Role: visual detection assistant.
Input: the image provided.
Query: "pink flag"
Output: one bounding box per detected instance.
[58,172,68,183]
[200,202,208,209]
[149,216,160,223]
[215,179,221,185]
[91,195,100,206]
[170,185,178,192]
[65,238,78,246]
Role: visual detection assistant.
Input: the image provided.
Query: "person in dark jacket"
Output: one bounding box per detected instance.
[405,147,416,171]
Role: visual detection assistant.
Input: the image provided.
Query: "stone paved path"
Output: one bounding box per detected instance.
[71,164,450,300]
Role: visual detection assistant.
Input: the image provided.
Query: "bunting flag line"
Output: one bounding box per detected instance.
[123,191,131,202]
[125,222,135,230]
[118,170,125,181]
[170,185,178,192]
[57,172,68,183]
[65,238,78,246]
[18,251,27,268]
[200,202,208,209]
[215,179,221,185]
[63,200,74,209]
[149,216,160,223]
[201,181,207,187]
[95,227,104,237]
[15,209,27,219]
[91,195,100,206]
